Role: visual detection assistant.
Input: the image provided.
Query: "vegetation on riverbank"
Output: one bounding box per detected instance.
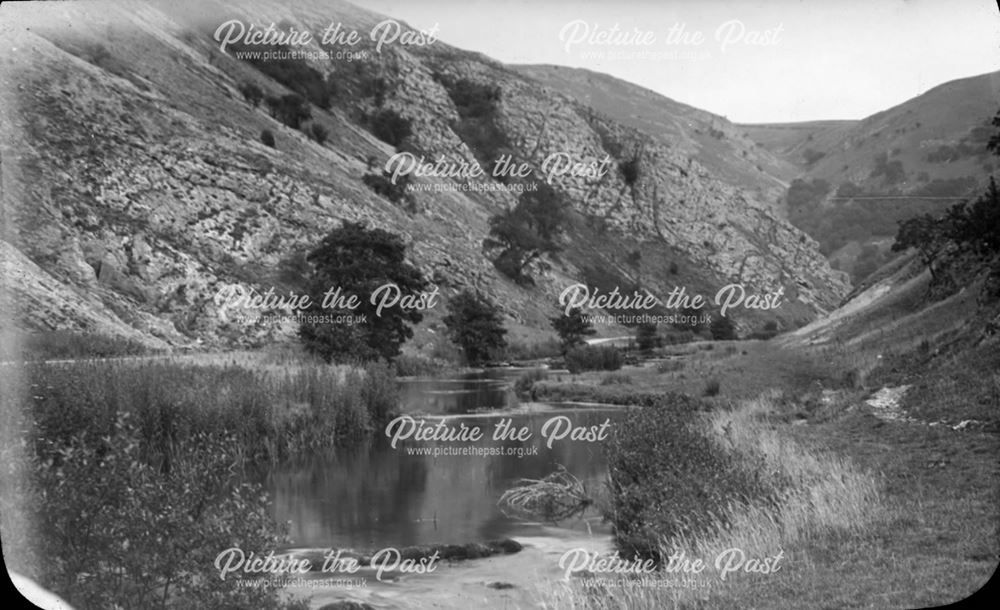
[527,265,998,608]
[2,351,398,609]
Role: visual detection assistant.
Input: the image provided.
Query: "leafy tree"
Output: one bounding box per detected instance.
[299,222,427,362]
[635,323,659,350]
[551,307,596,353]
[947,177,1000,255]
[891,213,949,280]
[443,289,508,365]
[484,181,568,283]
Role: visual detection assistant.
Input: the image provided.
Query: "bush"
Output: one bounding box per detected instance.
[265,93,311,129]
[709,316,738,341]
[564,345,623,374]
[369,108,412,147]
[513,369,548,399]
[307,122,328,144]
[29,414,305,609]
[260,129,276,148]
[362,170,410,204]
[703,378,721,396]
[604,401,774,560]
[239,81,264,107]
[619,157,640,186]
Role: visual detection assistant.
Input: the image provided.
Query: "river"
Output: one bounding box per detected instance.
[264,368,625,609]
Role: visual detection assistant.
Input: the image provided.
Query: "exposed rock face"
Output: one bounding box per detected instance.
[0,0,848,348]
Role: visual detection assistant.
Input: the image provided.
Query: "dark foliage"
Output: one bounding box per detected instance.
[709,315,738,341]
[260,129,276,148]
[299,222,427,362]
[442,289,508,366]
[239,81,264,107]
[235,42,335,109]
[604,400,778,561]
[564,345,623,374]
[551,307,597,353]
[484,181,568,283]
[265,93,311,129]
[369,108,412,147]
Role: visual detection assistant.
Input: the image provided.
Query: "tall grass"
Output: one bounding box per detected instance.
[24,359,398,464]
[539,392,884,609]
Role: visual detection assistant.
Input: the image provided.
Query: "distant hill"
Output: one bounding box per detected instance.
[740,71,1000,283]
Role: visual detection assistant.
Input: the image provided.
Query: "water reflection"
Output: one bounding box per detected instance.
[267,370,621,551]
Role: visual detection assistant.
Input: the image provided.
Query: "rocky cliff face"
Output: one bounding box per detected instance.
[0,0,849,350]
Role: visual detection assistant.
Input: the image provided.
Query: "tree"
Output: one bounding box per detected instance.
[484,181,568,284]
[551,307,596,353]
[891,213,949,280]
[635,323,659,350]
[260,129,275,148]
[442,290,508,365]
[299,222,427,362]
[709,315,738,341]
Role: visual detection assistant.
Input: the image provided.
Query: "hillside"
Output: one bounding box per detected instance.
[740,71,1000,282]
[0,0,848,351]
[513,64,798,202]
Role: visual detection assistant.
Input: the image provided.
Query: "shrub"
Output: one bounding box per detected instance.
[29,414,305,609]
[703,378,721,396]
[604,401,774,560]
[513,369,548,399]
[564,345,623,374]
[362,170,410,204]
[619,157,640,186]
[260,129,276,147]
[709,316,738,341]
[239,81,264,106]
[307,122,328,144]
[265,93,311,129]
[369,108,412,147]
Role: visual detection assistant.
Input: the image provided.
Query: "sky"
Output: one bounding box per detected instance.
[353,0,1000,123]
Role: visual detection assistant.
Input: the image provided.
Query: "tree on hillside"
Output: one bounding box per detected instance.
[551,307,596,354]
[891,213,950,281]
[484,181,568,284]
[635,323,659,350]
[442,290,508,365]
[265,94,311,129]
[299,222,427,362]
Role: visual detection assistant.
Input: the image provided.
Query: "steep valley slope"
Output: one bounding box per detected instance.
[0,0,848,351]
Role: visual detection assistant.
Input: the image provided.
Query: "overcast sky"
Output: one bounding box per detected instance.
[354,0,1000,123]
